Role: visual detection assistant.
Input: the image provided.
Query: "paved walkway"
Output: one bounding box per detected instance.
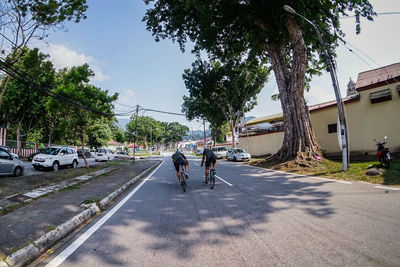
[0,159,161,256]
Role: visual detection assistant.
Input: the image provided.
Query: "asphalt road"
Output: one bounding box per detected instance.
[39,156,400,266]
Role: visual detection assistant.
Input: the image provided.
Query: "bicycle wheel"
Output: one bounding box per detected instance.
[210,170,215,189]
[180,167,186,192]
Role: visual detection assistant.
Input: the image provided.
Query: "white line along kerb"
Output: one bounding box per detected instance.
[45,161,164,267]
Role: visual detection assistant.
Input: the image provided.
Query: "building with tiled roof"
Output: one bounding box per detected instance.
[239,62,400,157]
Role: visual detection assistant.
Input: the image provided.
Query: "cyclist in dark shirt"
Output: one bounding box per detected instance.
[172,149,189,183]
[200,148,217,184]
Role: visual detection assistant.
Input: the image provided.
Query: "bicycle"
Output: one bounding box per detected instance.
[179,164,188,192]
[208,165,216,189]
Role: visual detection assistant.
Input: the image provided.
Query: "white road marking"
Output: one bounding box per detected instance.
[45,161,164,267]
[195,163,233,187]
[215,175,233,187]
[241,164,352,184]
[374,186,400,191]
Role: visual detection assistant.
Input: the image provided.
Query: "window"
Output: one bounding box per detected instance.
[328,123,337,134]
[397,85,400,96]
[369,89,392,104]
[0,149,10,159]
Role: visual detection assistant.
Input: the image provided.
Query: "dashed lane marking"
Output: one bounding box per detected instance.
[195,163,233,187]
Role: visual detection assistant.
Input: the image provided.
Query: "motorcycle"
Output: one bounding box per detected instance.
[375,136,391,169]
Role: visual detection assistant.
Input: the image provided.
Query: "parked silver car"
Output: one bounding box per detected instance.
[226,148,251,161]
[0,145,19,159]
[0,147,24,176]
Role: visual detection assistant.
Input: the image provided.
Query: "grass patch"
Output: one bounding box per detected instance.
[47,225,56,232]
[248,157,400,185]
[58,184,81,192]
[9,241,32,254]
[83,198,99,205]
[0,202,29,216]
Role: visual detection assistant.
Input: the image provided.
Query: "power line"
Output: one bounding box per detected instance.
[138,106,186,116]
[340,12,400,19]
[0,58,131,117]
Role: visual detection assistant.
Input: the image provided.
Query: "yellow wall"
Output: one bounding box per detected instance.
[238,131,283,156]
[239,82,400,156]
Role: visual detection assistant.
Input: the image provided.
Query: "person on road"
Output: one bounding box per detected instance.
[200,147,216,184]
[172,149,189,183]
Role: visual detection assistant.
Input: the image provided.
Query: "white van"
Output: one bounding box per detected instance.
[211,146,227,159]
[94,148,116,162]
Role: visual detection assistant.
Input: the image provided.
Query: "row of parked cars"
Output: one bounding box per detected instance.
[195,146,251,161]
[0,145,134,176]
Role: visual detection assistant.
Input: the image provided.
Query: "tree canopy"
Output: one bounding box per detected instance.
[144,0,375,161]
[182,58,269,147]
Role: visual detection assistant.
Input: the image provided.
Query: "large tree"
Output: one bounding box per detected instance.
[47,64,117,167]
[0,0,88,108]
[144,0,375,161]
[0,47,56,155]
[182,58,268,148]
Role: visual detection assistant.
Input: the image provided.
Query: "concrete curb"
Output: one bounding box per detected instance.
[1,160,162,267]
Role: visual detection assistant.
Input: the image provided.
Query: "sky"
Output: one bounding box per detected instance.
[32,0,400,131]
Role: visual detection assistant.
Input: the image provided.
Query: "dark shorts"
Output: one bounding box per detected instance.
[205,156,216,168]
[174,158,186,171]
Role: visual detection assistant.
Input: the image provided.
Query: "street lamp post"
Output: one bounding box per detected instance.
[283,5,349,171]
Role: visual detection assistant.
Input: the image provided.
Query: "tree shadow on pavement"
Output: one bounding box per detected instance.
[64,161,336,266]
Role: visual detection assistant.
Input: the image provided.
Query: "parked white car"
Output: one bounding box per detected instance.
[226,148,251,161]
[211,146,227,159]
[94,148,115,162]
[33,146,79,171]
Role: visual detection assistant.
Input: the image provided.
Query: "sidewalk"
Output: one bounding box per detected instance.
[0,159,161,257]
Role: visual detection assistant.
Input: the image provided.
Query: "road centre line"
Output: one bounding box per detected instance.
[194,162,233,187]
[374,186,400,191]
[45,161,164,267]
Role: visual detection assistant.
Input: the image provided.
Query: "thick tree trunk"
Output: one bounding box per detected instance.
[229,121,237,148]
[16,121,21,156]
[265,18,321,161]
[0,76,11,111]
[81,134,88,169]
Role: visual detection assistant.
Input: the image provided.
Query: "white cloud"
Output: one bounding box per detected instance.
[43,44,110,82]
[306,85,335,105]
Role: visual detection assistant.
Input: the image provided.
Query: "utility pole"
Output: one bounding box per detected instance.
[133,105,139,163]
[283,5,349,171]
[150,127,153,157]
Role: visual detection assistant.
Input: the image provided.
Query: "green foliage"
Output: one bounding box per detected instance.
[1,47,56,143]
[111,123,126,143]
[144,0,374,69]
[144,1,375,156]
[9,0,88,24]
[46,64,118,165]
[163,122,189,145]
[210,122,230,144]
[126,116,188,147]
[182,58,268,145]
[26,128,43,144]
[87,118,113,148]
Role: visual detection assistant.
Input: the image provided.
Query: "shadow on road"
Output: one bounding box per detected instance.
[63,161,336,265]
